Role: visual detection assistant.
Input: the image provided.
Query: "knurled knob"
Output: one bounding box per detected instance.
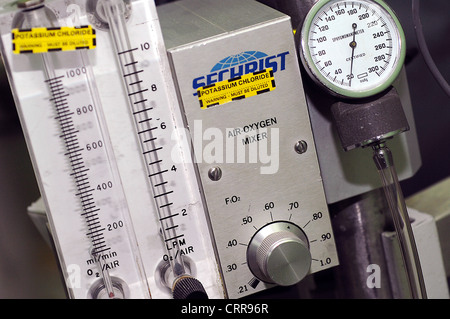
[172,275,208,299]
[247,221,311,286]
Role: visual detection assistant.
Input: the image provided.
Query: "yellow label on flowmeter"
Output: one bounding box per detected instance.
[198,68,276,109]
[12,25,96,54]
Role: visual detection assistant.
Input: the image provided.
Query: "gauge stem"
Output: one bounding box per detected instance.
[372,142,427,299]
[90,248,116,298]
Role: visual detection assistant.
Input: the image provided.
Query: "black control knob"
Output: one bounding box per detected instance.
[172,275,208,299]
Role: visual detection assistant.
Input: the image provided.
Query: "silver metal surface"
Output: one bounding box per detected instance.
[158,0,338,298]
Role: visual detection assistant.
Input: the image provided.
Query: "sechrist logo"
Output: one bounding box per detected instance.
[192,50,289,95]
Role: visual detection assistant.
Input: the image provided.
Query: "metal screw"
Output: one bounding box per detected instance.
[295,140,308,154]
[208,166,222,181]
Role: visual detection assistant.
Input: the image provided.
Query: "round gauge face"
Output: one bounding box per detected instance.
[300,0,406,98]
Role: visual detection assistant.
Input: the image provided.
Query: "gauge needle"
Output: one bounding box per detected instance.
[349,23,357,87]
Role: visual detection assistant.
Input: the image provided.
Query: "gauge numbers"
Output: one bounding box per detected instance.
[300,0,405,98]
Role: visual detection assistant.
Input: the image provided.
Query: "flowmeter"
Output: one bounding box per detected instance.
[0,0,222,298]
[0,0,339,298]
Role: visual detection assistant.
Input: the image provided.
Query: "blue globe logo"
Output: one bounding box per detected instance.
[210,51,268,72]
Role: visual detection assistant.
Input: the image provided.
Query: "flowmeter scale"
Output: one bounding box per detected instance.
[0,0,339,299]
[0,0,223,298]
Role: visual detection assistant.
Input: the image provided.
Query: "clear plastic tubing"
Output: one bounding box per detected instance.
[372,142,427,299]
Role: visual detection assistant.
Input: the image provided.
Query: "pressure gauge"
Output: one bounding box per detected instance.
[299,0,406,98]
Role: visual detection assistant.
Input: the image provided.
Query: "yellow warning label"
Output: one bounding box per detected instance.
[198,68,276,109]
[12,25,96,54]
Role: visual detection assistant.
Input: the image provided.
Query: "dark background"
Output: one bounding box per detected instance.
[0,0,448,298]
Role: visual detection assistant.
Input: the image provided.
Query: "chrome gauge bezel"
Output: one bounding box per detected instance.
[300,0,406,99]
